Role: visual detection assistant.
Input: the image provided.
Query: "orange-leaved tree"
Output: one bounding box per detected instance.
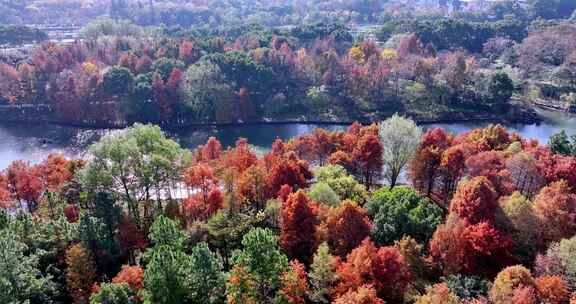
[66,244,96,304]
[335,238,411,303]
[326,200,372,257]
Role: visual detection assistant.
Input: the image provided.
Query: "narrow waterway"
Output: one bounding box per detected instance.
[0,108,574,169]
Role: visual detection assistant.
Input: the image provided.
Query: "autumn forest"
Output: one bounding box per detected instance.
[2,118,576,303]
[2,0,576,304]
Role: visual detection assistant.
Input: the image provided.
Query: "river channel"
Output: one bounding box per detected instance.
[0,108,573,169]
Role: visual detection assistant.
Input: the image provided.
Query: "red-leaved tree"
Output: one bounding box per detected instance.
[281,190,319,264]
[335,238,411,302]
[326,200,372,257]
[449,176,498,224]
[534,180,576,242]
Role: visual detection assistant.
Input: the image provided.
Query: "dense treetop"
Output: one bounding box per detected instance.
[1,0,575,27]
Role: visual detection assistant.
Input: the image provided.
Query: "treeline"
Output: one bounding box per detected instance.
[377,17,528,53]
[375,16,576,105]
[1,0,575,28]
[0,19,519,125]
[1,3,575,124]
[3,117,576,303]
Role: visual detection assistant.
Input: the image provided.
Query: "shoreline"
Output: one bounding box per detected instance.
[0,115,543,130]
[0,102,544,130]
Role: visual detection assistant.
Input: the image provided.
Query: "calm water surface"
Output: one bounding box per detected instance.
[0,108,574,168]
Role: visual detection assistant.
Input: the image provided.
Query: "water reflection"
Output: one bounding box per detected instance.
[0,124,99,168]
[1,108,575,168]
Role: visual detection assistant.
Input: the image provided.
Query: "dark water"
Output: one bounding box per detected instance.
[0,108,575,169]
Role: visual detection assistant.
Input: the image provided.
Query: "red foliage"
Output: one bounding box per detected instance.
[449,176,498,224]
[166,68,183,91]
[466,221,513,257]
[135,56,153,74]
[352,134,383,190]
[398,34,423,57]
[263,138,286,169]
[333,285,385,304]
[537,153,576,189]
[183,163,218,193]
[411,146,443,198]
[430,215,513,276]
[535,275,569,304]
[183,187,223,221]
[280,190,319,264]
[326,201,372,257]
[429,215,474,275]
[277,184,293,202]
[201,137,222,161]
[335,238,411,302]
[63,204,80,223]
[410,128,452,198]
[328,151,355,173]
[90,283,101,297]
[112,265,144,292]
[179,41,197,64]
[271,138,286,157]
[222,138,258,174]
[152,73,172,121]
[534,180,576,242]
[183,196,205,221]
[6,160,43,212]
[511,287,538,304]
[40,153,72,192]
[465,151,513,195]
[279,260,309,304]
[236,164,269,208]
[422,128,452,150]
[182,163,223,220]
[286,134,317,161]
[66,244,96,304]
[0,173,11,209]
[455,124,510,153]
[346,122,362,137]
[206,187,224,215]
[117,216,148,255]
[438,144,466,203]
[312,129,340,165]
[267,153,312,196]
[118,53,136,72]
[552,157,576,188]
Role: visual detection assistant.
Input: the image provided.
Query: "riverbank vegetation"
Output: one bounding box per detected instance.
[0,19,526,125]
[3,118,576,303]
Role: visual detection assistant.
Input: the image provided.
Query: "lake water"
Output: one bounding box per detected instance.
[0,108,574,169]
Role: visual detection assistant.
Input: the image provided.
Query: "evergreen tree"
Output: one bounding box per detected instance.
[549,130,572,156]
[0,230,56,303]
[90,283,135,304]
[232,227,288,301]
[186,242,225,304]
[144,245,190,304]
[144,215,190,304]
[308,243,338,303]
